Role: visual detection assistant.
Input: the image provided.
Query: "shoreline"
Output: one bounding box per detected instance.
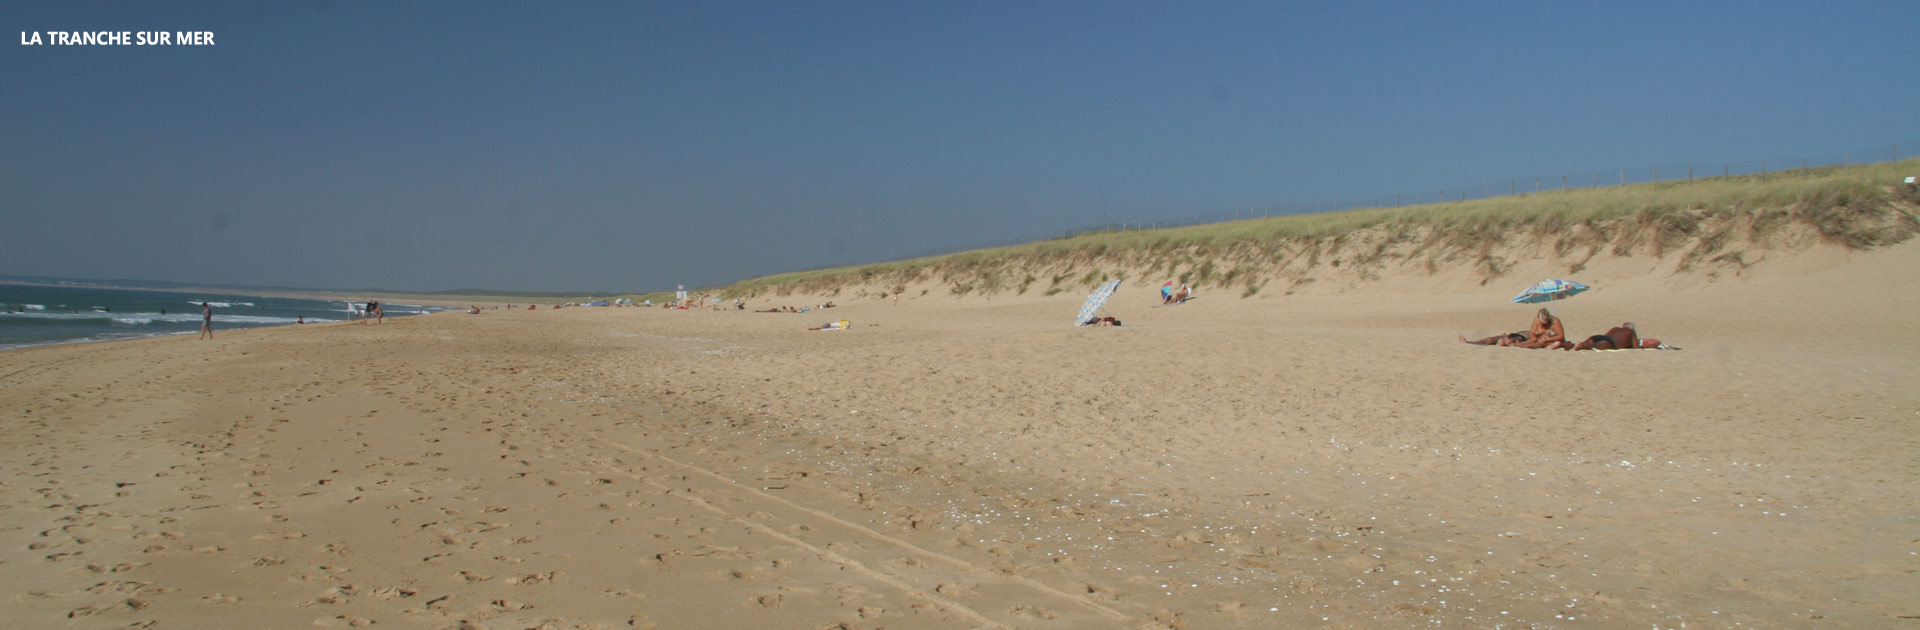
[0,312,452,353]
[0,284,458,352]
[0,278,588,310]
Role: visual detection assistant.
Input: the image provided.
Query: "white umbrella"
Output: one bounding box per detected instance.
[1074,280,1122,326]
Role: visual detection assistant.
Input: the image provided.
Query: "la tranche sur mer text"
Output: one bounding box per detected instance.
[22,31,215,46]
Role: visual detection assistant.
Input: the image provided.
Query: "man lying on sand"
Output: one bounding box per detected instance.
[809,319,851,331]
[1461,308,1566,349]
[1569,322,1664,350]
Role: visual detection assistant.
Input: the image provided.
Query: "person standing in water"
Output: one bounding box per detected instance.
[199,302,213,339]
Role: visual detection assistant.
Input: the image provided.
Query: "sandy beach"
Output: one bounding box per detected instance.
[3,242,1917,629]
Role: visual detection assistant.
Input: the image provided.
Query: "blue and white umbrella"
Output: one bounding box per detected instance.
[1512,279,1588,304]
[1075,279,1123,326]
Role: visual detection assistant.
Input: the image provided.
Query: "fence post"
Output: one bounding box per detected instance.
[1724,164,1728,177]
[1510,180,1515,195]
[1688,164,1693,182]
[1396,194,1401,207]
[1761,159,1766,174]
[1620,169,1625,186]
[1654,165,1659,183]
[1534,178,1540,192]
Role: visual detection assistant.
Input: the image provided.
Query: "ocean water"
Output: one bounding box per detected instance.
[0,284,448,350]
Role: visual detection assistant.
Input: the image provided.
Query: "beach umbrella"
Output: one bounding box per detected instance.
[1512,279,1588,304]
[1075,279,1122,326]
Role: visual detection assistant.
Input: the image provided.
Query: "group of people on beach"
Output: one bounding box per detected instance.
[1161,282,1192,305]
[1460,308,1660,351]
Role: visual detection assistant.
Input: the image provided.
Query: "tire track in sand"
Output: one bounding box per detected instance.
[513,415,1137,628]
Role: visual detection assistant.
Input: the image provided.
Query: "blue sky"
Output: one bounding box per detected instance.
[4,1,1917,292]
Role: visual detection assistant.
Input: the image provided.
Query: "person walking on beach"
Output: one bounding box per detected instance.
[199,302,213,339]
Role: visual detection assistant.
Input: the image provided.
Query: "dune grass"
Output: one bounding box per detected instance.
[713,159,1920,298]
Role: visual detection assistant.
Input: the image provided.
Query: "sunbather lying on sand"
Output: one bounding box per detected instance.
[1461,308,1565,348]
[1460,331,1531,346]
[1569,322,1663,350]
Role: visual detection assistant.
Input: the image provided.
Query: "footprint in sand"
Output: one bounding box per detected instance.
[68,598,149,617]
[1081,583,1121,601]
[502,570,558,585]
[84,580,153,595]
[370,585,418,600]
[604,588,646,601]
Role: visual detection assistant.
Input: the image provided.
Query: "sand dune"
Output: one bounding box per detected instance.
[2,241,1916,628]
